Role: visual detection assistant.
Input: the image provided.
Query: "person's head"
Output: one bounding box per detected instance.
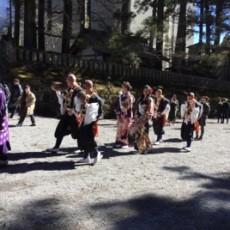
[222,98,226,103]
[24,85,31,94]
[14,78,20,85]
[202,96,209,103]
[84,80,94,92]
[172,94,176,99]
[187,92,195,101]
[155,89,163,98]
[121,81,132,93]
[66,73,77,88]
[142,85,152,97]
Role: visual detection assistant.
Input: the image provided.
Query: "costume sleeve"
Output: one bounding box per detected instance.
[96,95,104,118]
[148,98,154,115]
[162,104,171,115]
[198,103,204,119]
[0,91,6,117]
[191,106,200,122]
[56,91,64,105]
[19,85,23,96]
[73,96,81,114]
[181,103,186,118]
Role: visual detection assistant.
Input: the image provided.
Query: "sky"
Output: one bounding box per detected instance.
[0,0,8,31]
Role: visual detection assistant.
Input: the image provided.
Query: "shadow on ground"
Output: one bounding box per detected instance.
[0,160,76,174]
[163,138,183,143]
[2,198,88,230]
[88,167,230,230]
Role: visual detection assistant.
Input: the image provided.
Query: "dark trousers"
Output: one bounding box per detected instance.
[181,122,194,148]
[153,118,164,141]
[221,113,229,123]
[18,109,35,125]
[78,123,97,154]
[10,106,20,119]
[54,113,79,149]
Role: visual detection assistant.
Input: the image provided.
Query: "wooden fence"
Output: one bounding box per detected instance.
[1,41,230,91]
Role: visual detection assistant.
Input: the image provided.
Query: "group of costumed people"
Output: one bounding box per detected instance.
[0,74,211,166]
[114,82,210,154]
[46,74,103,165]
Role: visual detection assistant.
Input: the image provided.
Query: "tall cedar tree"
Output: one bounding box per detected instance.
[24,0,37,49]
[14,0,21,46]
[62,0,72,53]
[38,0,45,50]
[156,0,164,70]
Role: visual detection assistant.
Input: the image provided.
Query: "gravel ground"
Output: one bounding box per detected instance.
[0,117,229,230]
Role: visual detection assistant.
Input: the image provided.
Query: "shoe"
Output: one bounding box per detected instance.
[46,148,59,153]
[154,141,160,146]
[121,145,129,149]
[198,137,203,141]
[78,157,91,164]
[93,152,103,164]
[180,146,186,152]
[184,147,191,152]
[16,123,22,127]
[73,149,82,154]
[0,160,8,166]
[30,123,36,127]
[159,139,163,143]
[115,144,121,148]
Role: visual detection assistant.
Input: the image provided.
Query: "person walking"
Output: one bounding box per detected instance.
[221,99,230,124]
[47,74,83,153]
[9,78,23,119]
[115,81,134,148]
[180,92,200,152]
[0,87,11,166]
[153,89,170,145]
[129,85,154,154]
[17,85,36,126]
[168,94,179,125]
[195,96,210,140]
[77,85,103,165]
[216,100,223,123]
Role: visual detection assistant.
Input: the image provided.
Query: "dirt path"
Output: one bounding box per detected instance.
[0,117,230,230]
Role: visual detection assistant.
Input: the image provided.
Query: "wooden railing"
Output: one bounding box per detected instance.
[1,41,230,91]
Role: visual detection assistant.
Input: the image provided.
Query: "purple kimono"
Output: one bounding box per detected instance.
[0,89,10,161]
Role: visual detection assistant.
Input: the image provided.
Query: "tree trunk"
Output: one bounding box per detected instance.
[149,0,157,49]
[199,0,204,43]
[205,0,211,52]
[24,0,37,49]
[214,0,224,45]
[9,0,12,37]
[62,0,72,53]
[79,0,85,33]
[14,0,21,46]
[155,0,164,70]
[38,0,45,50]
[121,0,130,34]
[173,0,188,72]
[87,0,91,30]
[47,0,52,31]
